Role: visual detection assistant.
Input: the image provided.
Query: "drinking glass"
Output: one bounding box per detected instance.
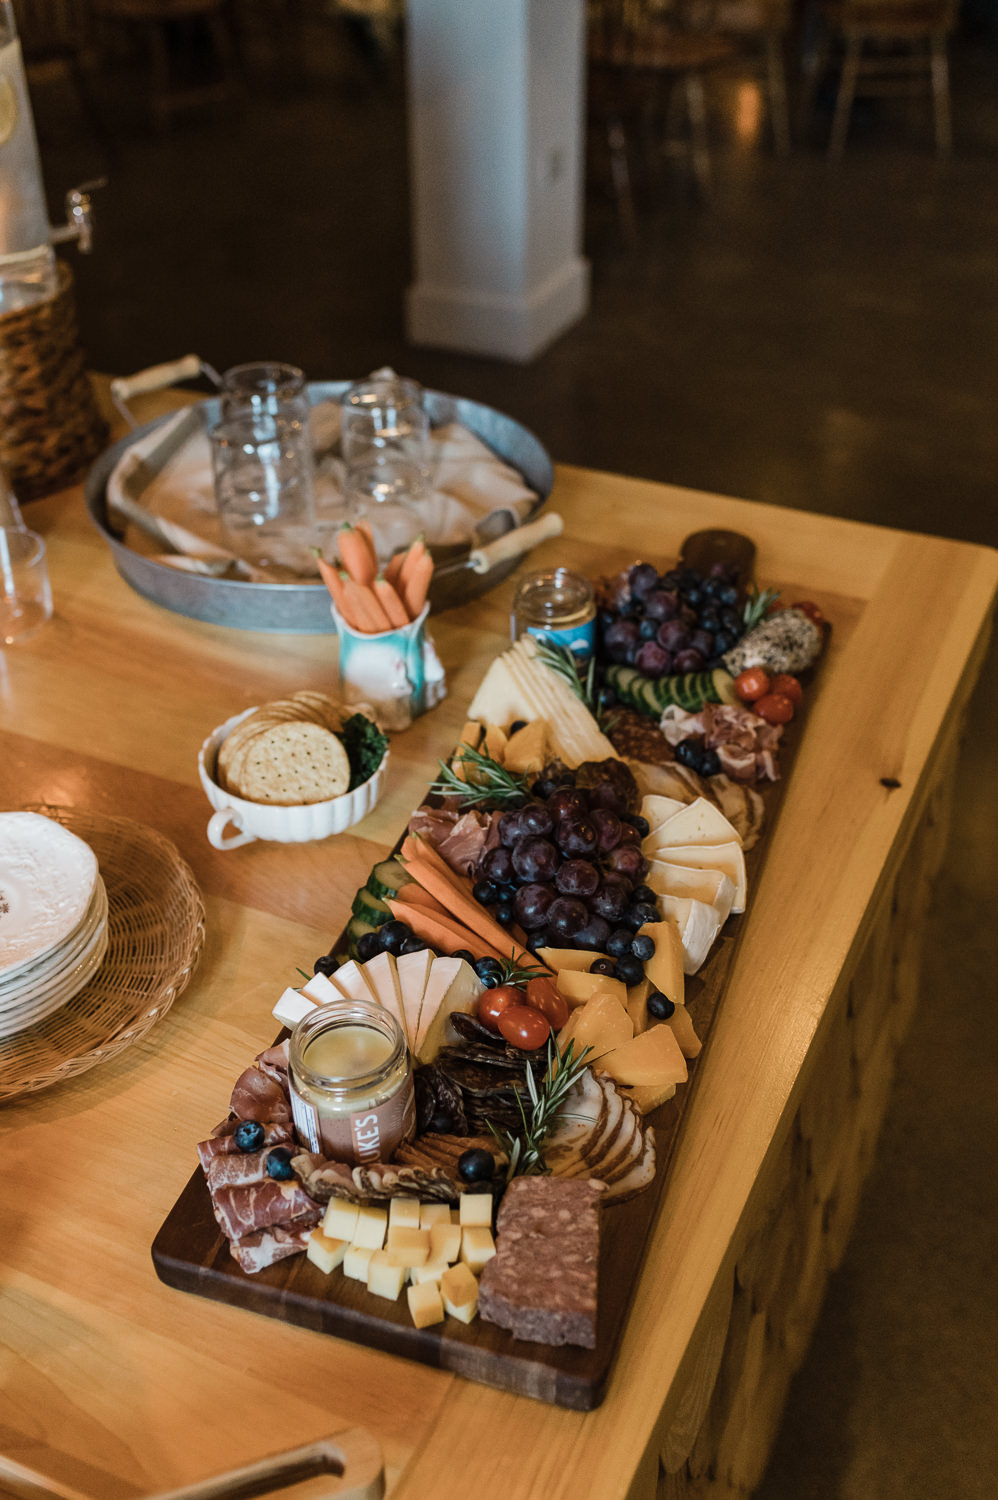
[210,415,316,571]
[0,527,52,643]
[343,456,427,564]
[219,362,310,426]
[341,375,430,474]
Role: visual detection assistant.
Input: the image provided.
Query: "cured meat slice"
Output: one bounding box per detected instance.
[210,1179,318,1241]
[207,1146,293,1191]
[254,1039,291,1087]
[229,1065,291,1125]
[291,1153,460,1205]
[229,1219,321,1275]
[196,1121,293,1171]
[479,1177,604,1349]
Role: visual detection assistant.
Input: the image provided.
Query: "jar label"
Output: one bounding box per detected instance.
[524,620,596,661]
[289,1073,416,1165]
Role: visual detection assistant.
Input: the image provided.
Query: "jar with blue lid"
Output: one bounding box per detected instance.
[511,567,596,662]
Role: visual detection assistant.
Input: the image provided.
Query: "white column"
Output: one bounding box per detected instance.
[405,0,590,363]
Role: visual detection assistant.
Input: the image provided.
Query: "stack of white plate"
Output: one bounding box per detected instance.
[0,812,109,1040]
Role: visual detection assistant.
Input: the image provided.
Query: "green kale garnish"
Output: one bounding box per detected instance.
[339,713,389,790]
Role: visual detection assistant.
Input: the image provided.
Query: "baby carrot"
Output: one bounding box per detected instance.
[373,574,410,628]
[314,552,354,619]
[397,535,427,595]
[356,519,378,568]
[401,551,434,619]
[384,548,406,589]
[342,574,392,633]
[337,523,376,586]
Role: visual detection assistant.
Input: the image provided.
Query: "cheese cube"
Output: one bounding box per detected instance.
[410,1257,450,1285]
[460,1226,496,1273]
[306,1229,348,1275]
[440,1263,479,1323]
[322,1198,360,1243]
[385,1226,431,1268]
[429,1220,462,1264]
[419,1202,451,1229]
[407,1281,445,1329]
[388,1196,422,1230]
[458,1192,493,1228]
[352,1205,387,1250]
[366,1249,406,1301]
[343,1244,375,1281]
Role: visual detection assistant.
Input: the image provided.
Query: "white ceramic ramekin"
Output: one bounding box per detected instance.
[197,707,389,850]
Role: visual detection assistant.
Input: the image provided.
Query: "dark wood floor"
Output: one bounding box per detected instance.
[29,16,998,1498]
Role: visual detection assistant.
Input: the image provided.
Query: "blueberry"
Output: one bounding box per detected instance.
[378,919,412,956]
[494,901,514,926]
[626,901,659,931]
[233,1120,264,1152]
[647,990,676,1020]
[632,884,656,906]
[590,957,618,977]
[615,955,644,986]
[510,720,528,734]
[719,585,740,607]
[606,927,634,958]
[313,953,338,977]
[713,630,736,655]
[639,618,658,641]
[700,748,722,778]
[526,930,548,953]
[458,1147,496,1184]
[429,1110,455,1133]
[475,956,502,979]
[473,878,499,905]
[355,931,383,962]
[266,1146,296,1180]
[675,737,705,770]
[452,948,477,966]
[721,607,743,632]
[628,814,650,837]
[631,933,656,961]
[400,935,428,954]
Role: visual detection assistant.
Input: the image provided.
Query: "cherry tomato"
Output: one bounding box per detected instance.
[525,976,570,1031]
[754,692,795,725]
[768,673,802,705]
[791,600,827,629]
[477,984,525,1032]
[734,667,771,702]
[497,1003,552,1051]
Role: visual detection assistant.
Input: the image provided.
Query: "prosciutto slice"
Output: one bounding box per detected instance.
[407,807,499,876]
[660,703,783,783]
[229,1220,320,1275]
[207,1146,289,1191]
[229,1065,291,1124]
[255,1040,291,1087]
[210,1178,318,1241]
[196,1121,293,1171]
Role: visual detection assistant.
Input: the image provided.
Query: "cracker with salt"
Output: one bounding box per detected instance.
[234,723,351,805]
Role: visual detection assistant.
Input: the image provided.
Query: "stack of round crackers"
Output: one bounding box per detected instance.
[216,692,353,807]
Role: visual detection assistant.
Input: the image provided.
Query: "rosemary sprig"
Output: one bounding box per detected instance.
[487,1037,593,1180]
[533,639,618,733]
[742,585,781,631]
[428,745,530,807]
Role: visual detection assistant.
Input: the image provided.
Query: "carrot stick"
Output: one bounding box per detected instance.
[401,553,434,620]
[341,574,392,633]
[384,549,406,590]
[401,833,475,894]
[386,899,509,964]
[393,884,453,915]
[337,523,377,586]
[356,519,378,568]
[397,536,427,594]
[403,854,541,969]
[373,574,410,629]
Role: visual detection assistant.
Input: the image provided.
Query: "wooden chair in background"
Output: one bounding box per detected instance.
[711,0,793,155]
[800,0,958,158]
[92,0,240,128]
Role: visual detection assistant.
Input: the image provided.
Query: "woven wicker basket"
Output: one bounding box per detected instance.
[0,260,108,500]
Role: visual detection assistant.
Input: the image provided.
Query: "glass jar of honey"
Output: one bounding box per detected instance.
[288,1000,415,1164]
[511,567,596,662]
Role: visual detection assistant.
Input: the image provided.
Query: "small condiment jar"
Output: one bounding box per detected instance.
[511,566,596,661]
[288,999,415,1164]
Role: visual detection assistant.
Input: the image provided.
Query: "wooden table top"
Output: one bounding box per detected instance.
[1,389,995,1500]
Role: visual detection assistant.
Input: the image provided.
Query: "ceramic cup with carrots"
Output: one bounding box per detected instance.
[317,523,445,731]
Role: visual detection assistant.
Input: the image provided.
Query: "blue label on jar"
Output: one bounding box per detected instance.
[526,620,596,662]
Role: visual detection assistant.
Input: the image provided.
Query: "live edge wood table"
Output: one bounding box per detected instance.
[1,392,995,1500]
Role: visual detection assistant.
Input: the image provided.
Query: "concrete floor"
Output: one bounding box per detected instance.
[29,16,997,1498]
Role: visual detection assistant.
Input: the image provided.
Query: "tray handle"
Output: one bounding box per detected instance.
[0,1428,384,1500]
[110,356,221,428]
[468,511,563,574]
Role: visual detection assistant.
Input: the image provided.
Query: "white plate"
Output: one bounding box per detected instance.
[0,880,106,999]
[0,882,108,1009]
[0,813,99,977]
[0,921,110,1040]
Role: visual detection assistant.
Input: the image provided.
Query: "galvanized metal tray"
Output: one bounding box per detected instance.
[85,382,554,633]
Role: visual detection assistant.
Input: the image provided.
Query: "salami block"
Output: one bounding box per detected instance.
[479,1177,604,1349]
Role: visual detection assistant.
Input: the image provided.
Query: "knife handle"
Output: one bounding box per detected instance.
[468,512,563,575]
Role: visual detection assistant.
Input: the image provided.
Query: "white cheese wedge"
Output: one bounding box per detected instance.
[511,638,619,765]
[646,796,741,850]
[396,948,433,1051]
[273,987,318,1029]
[363,951,404,1033]
[640,794,687,832]
[660,895,724,975]
[325,959,376,1003]
[467,656,535,727]
[306,1229,347,1275]
[407,1280,445,1327]
[655,840,747,912]
[416,957,483,1063]
[301,972,345,1005]
[645,861,736,923]
[367,1249,405,1301]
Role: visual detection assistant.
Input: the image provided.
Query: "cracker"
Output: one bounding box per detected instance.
[233,723,351,805]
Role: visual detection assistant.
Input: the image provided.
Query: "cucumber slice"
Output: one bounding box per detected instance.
[366,859,412,901]
[345,914,379,960]
[712,668,739,705]
[352,890,392,927]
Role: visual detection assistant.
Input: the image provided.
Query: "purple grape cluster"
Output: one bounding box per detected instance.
[472,767,660,986]
[598,562,745,678]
